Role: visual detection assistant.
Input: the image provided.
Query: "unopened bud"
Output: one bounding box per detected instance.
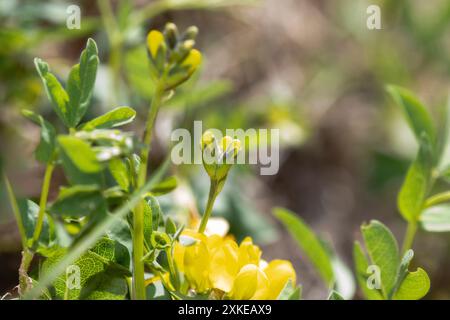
[182,26,199,41]
[164,22,179,49]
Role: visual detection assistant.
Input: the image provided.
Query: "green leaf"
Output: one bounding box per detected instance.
[79,270,128,300]
[328,290,344,300]
[149,176,177,196]
[397,136,433,222]
[108,158,130,191]
[40,248,106,300]
[21,109,56,163]
[34,58,71,127]
[165,217,177,236]
[420,204,450,232]
[393,268,430,300]
[353,241,383,300]
[90,237,130,269]
[59,145,102,186]
[58,135,102,173]
[80,107,136,131]
[67,38,99,126]
[273,207,334,286]
[107,218,132,263]
[18,199,55,247]
[49,185,105,218]
[386,85,436,148]
[437,96,450,173]
[277,280,301,300]
[25,157,172,299]
[361,220,399,299]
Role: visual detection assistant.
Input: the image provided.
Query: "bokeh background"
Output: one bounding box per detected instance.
[1,0,450,299]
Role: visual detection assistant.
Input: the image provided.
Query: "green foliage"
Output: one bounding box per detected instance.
[273,208,334,286]
[273,207,355,299]
[397,137,433,222]
[386,85,436,151]
[35,39,98,128]
[80,106,136,131]
[18,199,55,247]
[58,136,102,173]
[355,221,430,300]
[21,109,56,163]
[49,185,106,218]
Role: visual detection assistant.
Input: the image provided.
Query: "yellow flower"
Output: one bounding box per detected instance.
[174,231,296,299]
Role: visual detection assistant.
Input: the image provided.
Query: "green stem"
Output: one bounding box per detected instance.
[132,201,146,300]
[198,181,219,234]
[131,81,165,300]
[401,221,418,255]
[165,247,179,290]
[31,163,54,248]
[424,191,450,208]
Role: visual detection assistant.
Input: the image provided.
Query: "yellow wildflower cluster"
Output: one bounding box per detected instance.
[174,230,296,299]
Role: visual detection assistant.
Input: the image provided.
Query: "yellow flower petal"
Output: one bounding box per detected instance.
[182,48,202,71]
[147,30,164,59]
[238,237,262,268]
[231,264,269,300]
[209,240,239,292]
[263,260,297,299]
[184,240,211,293]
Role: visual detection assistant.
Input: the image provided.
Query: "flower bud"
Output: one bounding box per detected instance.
[145,23,202,90]
[201,131,241,183]
[164,22,179,49]
[182,26,199,41]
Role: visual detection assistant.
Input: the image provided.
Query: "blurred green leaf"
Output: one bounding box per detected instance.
[386,85,436,149]
[108,158,130,192]
[34,58,71,127]
[273,207,334,286]
[328,290,344,300]
[149,176,177,196]
[397,136,433,222]
[277,280,301,300]
[58,135,102,173]
[21,109,56,163]
[49,185,105,218]
[79,270,128,300]
[420,204,450,232]
[361,220,399,298]
[81,107,136,131]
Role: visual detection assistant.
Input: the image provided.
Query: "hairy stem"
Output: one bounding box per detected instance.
[198,181,219,233]
[132,81,165,300]
[31,163,54,248]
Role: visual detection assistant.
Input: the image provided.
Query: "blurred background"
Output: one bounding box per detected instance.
[1,0,450,299]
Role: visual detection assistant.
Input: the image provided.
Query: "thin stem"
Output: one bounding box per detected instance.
[424,191,450,208]
[31,163,54,248]
[198,181,219,234]
[401,222,418,255]
[131,81,165,300]
[165,247,179,290]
